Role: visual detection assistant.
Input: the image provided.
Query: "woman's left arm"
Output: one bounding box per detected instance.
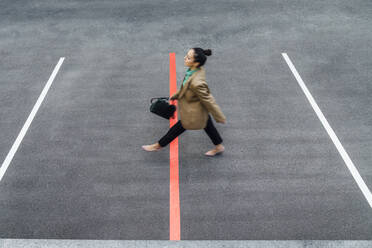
[190,80,226,123]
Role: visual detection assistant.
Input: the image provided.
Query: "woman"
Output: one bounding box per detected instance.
[142,48,226,156]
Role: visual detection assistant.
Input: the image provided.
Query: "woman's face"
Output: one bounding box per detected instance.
[184,49,199,68]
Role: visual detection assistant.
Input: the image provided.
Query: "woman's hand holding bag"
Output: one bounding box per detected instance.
[149,97,177,120]
[169,99,176,119]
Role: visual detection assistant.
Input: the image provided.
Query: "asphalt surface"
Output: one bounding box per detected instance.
[0,0,371,240]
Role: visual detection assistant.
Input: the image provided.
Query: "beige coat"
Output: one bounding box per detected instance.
[171,66,226,130]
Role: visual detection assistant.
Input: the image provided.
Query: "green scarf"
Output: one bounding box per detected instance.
[182,67,199,86]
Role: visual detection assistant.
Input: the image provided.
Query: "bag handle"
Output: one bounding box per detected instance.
[150,97,169,104]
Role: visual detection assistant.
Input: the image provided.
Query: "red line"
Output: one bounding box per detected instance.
[169,53,180,240]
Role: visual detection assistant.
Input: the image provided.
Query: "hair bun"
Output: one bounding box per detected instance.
[203,49,212,56]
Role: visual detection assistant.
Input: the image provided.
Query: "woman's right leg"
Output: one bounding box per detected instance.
[203,115,224,156]
[204,115,223,145]
[158,120,186,147]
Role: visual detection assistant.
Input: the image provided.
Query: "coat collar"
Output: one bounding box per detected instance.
[178,66,205,99]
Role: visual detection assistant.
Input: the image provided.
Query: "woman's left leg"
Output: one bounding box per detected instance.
[158,120,186,147]
[142,120,186,151]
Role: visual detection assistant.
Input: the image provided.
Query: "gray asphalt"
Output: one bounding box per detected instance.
[1,240,372,248]
[0,0,371,241]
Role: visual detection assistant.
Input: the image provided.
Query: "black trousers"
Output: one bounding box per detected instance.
[158,115,223,147]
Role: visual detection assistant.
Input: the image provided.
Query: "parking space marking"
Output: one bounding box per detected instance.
[0,57,65,182]
[282,53,372,208]
[169,53,180,240]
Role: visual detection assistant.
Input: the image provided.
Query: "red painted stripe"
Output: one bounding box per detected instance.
[169,53,180,240]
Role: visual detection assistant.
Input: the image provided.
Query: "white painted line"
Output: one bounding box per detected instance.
[0,57,65,182]
[282,53,372,208]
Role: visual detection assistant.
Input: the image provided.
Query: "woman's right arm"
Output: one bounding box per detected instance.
[170,91,180,100]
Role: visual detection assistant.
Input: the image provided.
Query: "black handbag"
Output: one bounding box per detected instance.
[150,97,176,119]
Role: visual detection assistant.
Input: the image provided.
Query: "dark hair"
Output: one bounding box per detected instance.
[192,48,212,68]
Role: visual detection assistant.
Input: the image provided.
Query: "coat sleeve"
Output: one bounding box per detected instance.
[190,80,226,123]
[170,91,179,100]
[170,75,187,100]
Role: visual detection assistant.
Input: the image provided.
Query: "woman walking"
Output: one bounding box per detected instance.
[142,48,226,156]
